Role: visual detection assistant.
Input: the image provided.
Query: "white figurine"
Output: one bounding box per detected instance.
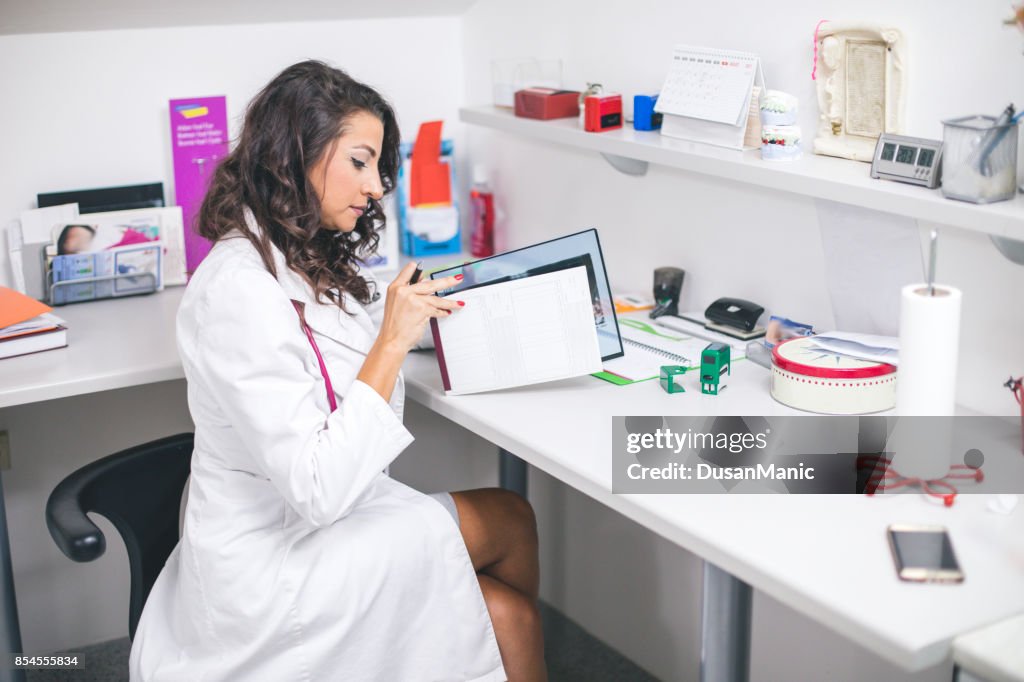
[813,21,906,162]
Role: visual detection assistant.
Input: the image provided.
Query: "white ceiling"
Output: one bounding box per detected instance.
[0,0,477,35]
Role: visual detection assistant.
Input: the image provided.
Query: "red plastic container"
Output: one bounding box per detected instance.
[469,167,495,257]
[514,88,580,120]
[584,94,623,132]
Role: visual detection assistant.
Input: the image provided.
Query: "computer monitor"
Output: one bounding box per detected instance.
[429,228,624,360]
[38,183,165,214]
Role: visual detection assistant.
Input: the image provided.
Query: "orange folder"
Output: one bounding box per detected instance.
[409,121,452,207]
[0,286,52,329]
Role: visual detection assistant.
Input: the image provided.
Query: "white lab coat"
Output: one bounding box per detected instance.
[129,217,505,682]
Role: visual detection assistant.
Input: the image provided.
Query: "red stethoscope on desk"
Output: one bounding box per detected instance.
[855,454,984,508]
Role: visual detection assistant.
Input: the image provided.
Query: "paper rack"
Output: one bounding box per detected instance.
[47,272,159,306]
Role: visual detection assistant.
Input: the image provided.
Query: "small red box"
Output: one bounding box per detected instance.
[584,94,623,132]
[514,88,580,120]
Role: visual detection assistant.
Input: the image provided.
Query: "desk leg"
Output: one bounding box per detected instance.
[0,473,25,682]
[498,448,528,498]
[701,561,752,682]
[953,666,985,682]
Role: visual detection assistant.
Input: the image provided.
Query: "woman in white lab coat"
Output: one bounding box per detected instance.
[129,61,546,681]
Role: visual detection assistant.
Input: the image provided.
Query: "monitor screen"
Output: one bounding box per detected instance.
[430,228,624,360]
[38,183,165,214]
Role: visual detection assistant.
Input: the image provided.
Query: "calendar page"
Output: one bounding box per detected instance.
[655,46,759,126]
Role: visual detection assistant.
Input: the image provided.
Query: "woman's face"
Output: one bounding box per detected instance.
[310,110,386,233]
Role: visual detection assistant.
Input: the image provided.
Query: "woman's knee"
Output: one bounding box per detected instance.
[453,488,539,571]
[491,488,537,545]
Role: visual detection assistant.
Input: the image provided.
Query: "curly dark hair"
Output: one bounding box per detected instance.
[197,60,401,308]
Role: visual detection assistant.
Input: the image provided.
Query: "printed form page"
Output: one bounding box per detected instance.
[435,266,602,395]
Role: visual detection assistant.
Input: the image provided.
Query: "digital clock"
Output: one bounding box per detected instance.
[870,133,943,189]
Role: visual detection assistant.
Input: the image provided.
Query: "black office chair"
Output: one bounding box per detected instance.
[45,433,193,639]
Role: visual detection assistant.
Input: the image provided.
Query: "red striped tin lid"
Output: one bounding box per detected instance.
[771,337,897,379]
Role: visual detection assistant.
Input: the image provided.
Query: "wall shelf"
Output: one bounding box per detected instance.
[460,105,1024,242]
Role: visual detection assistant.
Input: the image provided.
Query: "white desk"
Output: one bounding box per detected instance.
[0,288,186,409]
[0,249,462,409]
[401,350,1024,673]
[2,288,1023,681]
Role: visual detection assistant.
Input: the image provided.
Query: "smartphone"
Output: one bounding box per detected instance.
[887,524,964,583]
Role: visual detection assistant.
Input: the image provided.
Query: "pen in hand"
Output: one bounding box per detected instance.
[409,261,423,285]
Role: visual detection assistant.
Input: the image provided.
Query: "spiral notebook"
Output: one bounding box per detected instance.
[599,318,707,382]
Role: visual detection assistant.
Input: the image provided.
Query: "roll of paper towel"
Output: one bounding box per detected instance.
[889,283,962,480]
[896,283,962,414]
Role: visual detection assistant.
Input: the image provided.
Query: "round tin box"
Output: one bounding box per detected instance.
[770,337,897,414]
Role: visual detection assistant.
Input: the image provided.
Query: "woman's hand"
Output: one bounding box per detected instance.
[357,262,463,403]
[377,262,464,354]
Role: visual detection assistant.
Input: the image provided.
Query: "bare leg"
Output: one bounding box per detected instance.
[452,488,545,680]
[452,488,540,599]
[478,574,547,682]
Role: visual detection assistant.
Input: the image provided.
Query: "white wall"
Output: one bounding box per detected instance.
[0,15,466,653]
[0,15,466,286]
[458,1,1024,679]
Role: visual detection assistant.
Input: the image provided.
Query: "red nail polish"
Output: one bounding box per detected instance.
[455,274,464,281]
[457,300,465,306]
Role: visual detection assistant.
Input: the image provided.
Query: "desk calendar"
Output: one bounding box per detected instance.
[655,45,764,149]
[656,46,761,125]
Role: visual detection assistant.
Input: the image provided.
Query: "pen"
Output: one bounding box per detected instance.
[977,103,1015,177]
[409,261,423,284]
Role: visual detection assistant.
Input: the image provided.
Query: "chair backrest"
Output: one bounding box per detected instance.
[46,433,193,639]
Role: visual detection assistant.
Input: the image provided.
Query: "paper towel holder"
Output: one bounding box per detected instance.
[923,229,987,291]
[927,229,938,295]
[928,225,1024,268]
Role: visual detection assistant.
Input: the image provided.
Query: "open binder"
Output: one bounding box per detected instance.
[430,265,603,395]
[429,228,624,361]
[428,229,622,395]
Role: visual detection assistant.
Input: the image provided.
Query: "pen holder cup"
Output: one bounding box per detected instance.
[941,115,1018,204]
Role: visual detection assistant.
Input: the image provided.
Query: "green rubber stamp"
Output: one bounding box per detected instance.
[659,365,688,394]
[700,342,730,395]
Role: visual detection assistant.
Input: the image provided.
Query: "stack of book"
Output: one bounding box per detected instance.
[0,286,68,359]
